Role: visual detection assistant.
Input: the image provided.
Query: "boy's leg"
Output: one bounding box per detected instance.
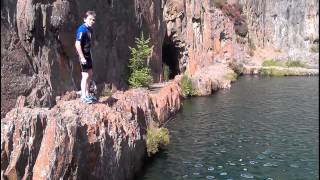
[87,69,93,87]
[87,69,97,101]
[81,72,89,98]
[87,69,93,93]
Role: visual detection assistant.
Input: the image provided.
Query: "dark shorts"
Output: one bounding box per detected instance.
[80,57,93,72]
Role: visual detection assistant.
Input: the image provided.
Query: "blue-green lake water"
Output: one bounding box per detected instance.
[138,76,319,180]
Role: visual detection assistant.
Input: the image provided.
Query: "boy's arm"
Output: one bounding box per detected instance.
[75,29,86,64]
[75,41,86,64]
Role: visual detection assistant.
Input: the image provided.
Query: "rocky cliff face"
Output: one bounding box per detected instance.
[1,0,318,179]
[1,0,166,117]
[163,0,319,72]
[240,0,319,64]
[163,0,238,75]
[240,0,319,50]
[1,81,182,180]
[2,0,318,117]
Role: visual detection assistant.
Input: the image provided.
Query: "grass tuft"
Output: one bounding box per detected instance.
[262,59,283,67]
[224,71,237,82]
[180,75,196,97]
[285,60,305,68]
[147,122,170,156]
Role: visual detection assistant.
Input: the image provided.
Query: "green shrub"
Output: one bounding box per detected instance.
[180,75,196,97]
[262,59,283,67]
[260,68,286,76]
[229,61,244,75]
[128,32,153,88]
[285,60,305,68]
[310,44,319,53]
[163,64,170,82]
[224,72,237,82]
[263,59,308,68]
[146,122,170,156]
[129,68,153,88]
[259,67,309,76]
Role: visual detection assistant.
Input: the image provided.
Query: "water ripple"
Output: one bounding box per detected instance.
[240,172,254,179]
[139,76,319,180]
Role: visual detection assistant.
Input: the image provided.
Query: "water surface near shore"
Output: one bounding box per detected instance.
[138,76,319,180]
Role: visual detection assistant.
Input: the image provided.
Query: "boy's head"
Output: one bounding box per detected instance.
[84,10,96,27]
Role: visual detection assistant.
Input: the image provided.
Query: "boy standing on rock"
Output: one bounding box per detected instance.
[75,10,97,104]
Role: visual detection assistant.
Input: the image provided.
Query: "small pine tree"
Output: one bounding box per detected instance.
[128,32,153,88]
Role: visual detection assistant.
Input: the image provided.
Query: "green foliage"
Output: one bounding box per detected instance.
[229,61,244,75]
[146,122,170,156]
[262,59,283,67]
[224,72,237,82]
[310,44,319,53]
[260,68,286,76]
[259,67,307,76]
[128,68,153,88]
[163,64,170,82]
[180,75,196,97]
[285,60,305,68]
[262,59,308,68]
[128,32,153,88]
[260,59,311,76]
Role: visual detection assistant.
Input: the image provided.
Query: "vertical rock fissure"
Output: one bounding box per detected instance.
[162,35,180,79]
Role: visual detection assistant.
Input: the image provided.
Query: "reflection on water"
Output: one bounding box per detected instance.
[137,76,319,180]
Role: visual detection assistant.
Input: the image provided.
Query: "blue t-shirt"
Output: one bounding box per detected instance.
[76,24,93,58]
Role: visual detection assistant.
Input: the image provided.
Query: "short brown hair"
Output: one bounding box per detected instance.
[84,10,96,18]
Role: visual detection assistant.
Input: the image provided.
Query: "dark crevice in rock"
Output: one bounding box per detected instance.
[162,35,180,79]
[21,45,38,74]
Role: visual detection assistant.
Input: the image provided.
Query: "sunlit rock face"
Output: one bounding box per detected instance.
[162,0,236,75]
[1,81,182,180]
[240,0,319,65]
[1,0,318,179]
[2,0,318,117]
[240,0,319,50]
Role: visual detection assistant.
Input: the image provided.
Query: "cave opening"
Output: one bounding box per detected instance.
[162,38,180,80]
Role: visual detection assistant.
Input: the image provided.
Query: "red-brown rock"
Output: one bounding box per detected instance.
[1,81,182,180]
